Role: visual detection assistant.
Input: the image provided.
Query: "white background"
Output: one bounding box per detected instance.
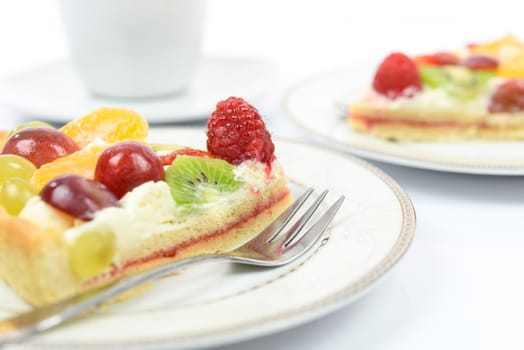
[2,1,524,349]
[2,0,524,96]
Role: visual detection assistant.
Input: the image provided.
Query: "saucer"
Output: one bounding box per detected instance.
[0,57,277,124]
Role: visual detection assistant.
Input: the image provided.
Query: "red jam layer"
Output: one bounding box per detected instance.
[350,113,490,130]
[84,187,290,288]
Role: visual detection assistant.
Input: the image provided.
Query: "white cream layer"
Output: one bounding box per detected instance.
[353,78,504,123]
[20,160,284,265]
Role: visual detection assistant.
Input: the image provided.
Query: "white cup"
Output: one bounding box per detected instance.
[59,0,206,98]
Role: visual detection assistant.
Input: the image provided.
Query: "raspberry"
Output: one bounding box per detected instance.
[373,52,422,99]
[207,97,275,165]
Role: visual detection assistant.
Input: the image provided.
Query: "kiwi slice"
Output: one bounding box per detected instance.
[444,67,496,100]
[443,67,478,99]
[419,65,496,100]
[473,70,496,85]
[165,155,243,209]
[419,66,448,88]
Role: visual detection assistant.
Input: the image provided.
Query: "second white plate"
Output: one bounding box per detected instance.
[283,68,524,175]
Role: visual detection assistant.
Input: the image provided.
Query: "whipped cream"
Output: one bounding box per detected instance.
[20,197,73,232]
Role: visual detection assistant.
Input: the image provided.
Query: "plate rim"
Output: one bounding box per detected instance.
[282,68,524,176]
[16,132,416,350]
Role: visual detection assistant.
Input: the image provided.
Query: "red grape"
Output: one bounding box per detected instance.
[94,141,165,199]
[461,55,499,71]
[488,79,524,113]
[1,127,79,168]
[40,174,118,220]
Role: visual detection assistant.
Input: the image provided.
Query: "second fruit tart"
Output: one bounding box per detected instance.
[0,97,291,306]
[349,35,524,141]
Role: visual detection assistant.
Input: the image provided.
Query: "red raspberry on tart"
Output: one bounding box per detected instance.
[207,96,275,165]
[372,52,422,99]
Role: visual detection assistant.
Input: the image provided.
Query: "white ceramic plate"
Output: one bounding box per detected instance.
[283,68,524,175]
[0,128,415,349]
[0,57,276,124]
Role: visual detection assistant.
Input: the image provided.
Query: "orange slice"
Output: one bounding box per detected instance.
[498,55,524,78]
[469,35,524,58]
[31,145,106,191]
[60,108,149,148]
[0,130,8,149]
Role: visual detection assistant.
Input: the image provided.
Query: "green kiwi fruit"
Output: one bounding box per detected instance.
[419,66,449,88]
[165,155,243,210]
[419,65,496,100]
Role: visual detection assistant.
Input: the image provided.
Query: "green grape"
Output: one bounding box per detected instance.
[0,178,37,215]
[7,121,54,139]
[0,154,37,184]
[68,230,116,280]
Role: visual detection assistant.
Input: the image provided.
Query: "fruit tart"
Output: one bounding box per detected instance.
[349,35,524,141]
[0,97,291,306]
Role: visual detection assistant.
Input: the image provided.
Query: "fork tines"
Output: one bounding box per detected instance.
[267,188,345,249]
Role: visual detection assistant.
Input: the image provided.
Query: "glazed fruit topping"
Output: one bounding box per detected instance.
[0,154,37,184]
[460,55,499,70]
[95,141,165,199]
[468,34,524,60]
[207,96,275,165]
[488,79,524,113]
[413,52,460,66]
[7,121,54,140]
[31,145,106,192]
[498,55,524,78]
[0,155,38,216]
[373,52,422,99]
[60,108,149,148]
[165,155,242,211]
[0,177,36,216]
[160,148,213,166]
[419,65,495,100]
[40,174,118,221]
[1,127,79,168]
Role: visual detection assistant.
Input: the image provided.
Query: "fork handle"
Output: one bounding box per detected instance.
[0,254,223,346]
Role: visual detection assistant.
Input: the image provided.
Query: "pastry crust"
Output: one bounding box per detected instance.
[0,185,291,307]
[0,208,78,305]
[349,111,524,142]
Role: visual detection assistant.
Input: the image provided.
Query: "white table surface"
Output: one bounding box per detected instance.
[2,1,524,349]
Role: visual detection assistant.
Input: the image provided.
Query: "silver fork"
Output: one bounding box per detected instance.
[0,188,344,346]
